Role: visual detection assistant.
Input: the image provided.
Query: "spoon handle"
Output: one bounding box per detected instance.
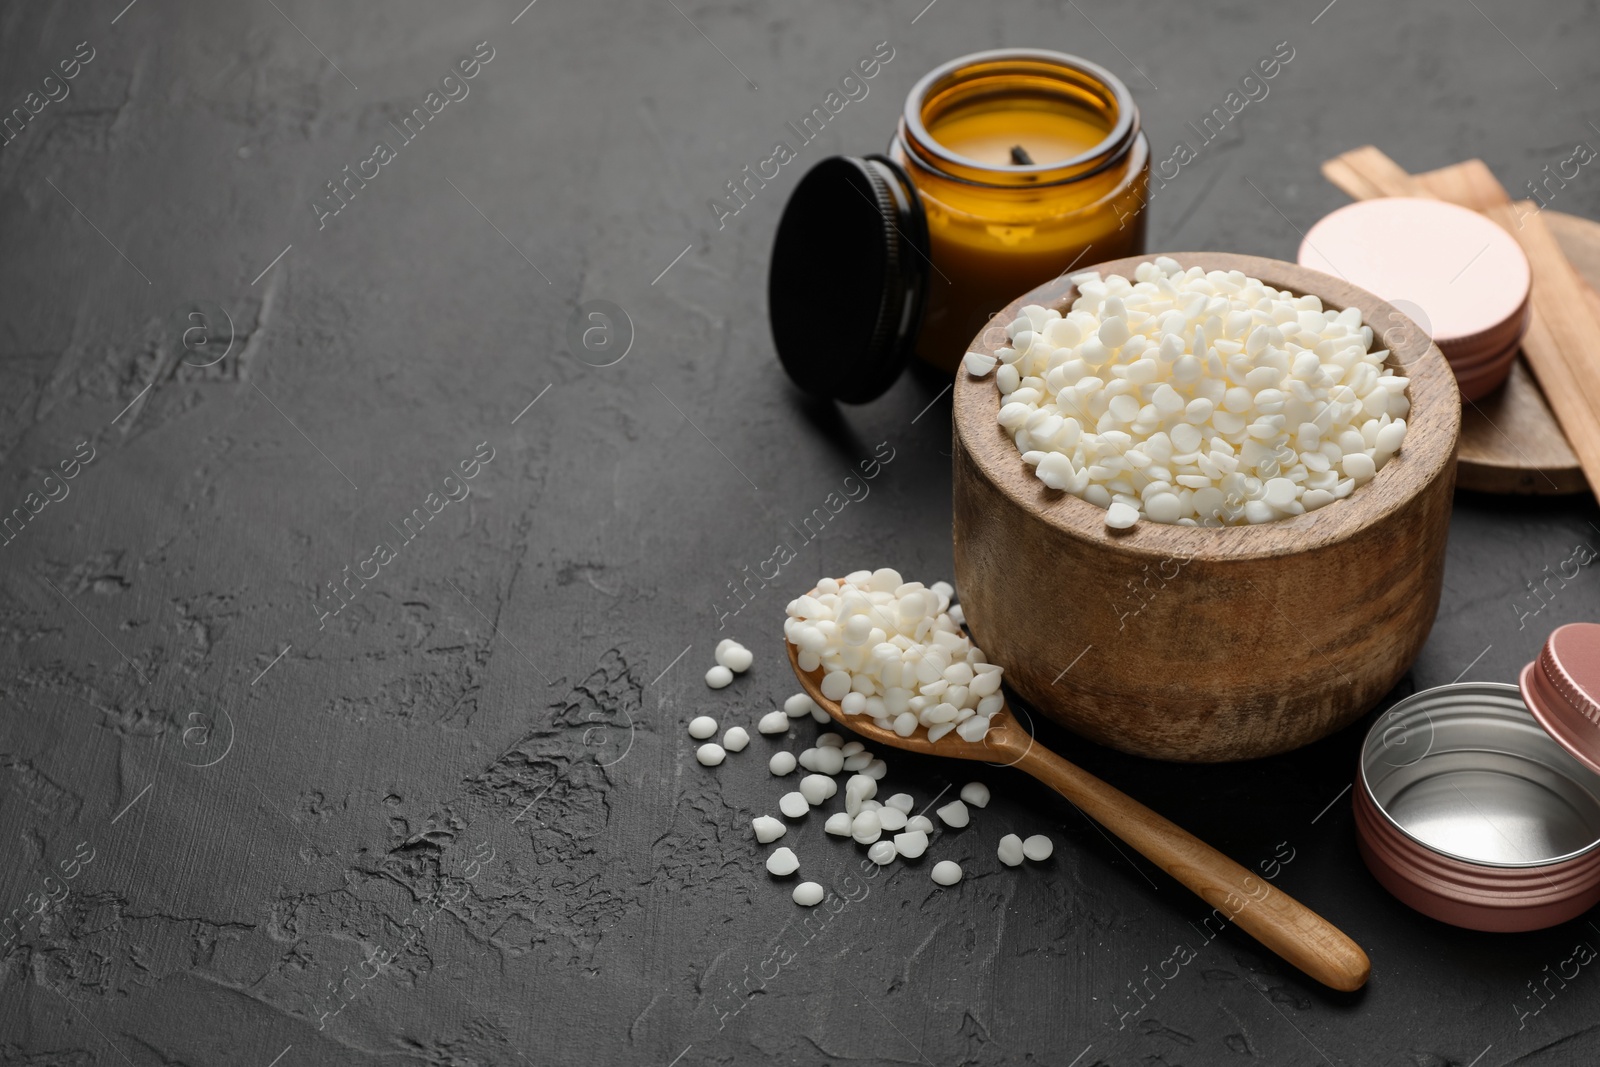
[1014,743,1370,992]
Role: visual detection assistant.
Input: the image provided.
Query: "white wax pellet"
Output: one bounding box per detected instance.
[722,727,749,752]
[906,815,933,834]
[799,774,836,805]
[824,812,854,836]
[779,792,809,818]
[766,847,799,876]
[1022,834,1054,861]
[864,759,887,780]
[997,833,1025,866]
[793,881,825,906]
[1106,501,1140,529]
[706,665,733,689]
[867,840,897,865]
[851,810,882,844]
[812,747,845,776]
[893,830,928,859]
[820,671,852,701]
[769,751,797,776]
[758,710,789,735]
[784,693,818,718]
[960,782,991,808]
[688,715,718,739]
[931,860,963,886]
[753,815,786,843]
[955,716,990,742]
[877,807,907,832]
[840,741,865,757]
[964,351,998,376]
[811,705,831,723]
[886,793,915,813]
[817,732,843,748]
[695,743,725,766]
[936,800,970,828]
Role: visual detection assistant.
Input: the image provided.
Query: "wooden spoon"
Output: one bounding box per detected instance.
[787,639,1371,992]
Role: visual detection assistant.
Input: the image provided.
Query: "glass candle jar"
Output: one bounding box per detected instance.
[889,50,1149,373]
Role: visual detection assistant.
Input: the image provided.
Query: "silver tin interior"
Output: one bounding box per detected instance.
[1360,682,1600,867]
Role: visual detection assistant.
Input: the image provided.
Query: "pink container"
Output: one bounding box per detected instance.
[1355,623,1600,932]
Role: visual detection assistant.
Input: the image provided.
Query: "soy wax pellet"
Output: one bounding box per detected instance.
[867,840,897,865]
[706,665,733,689]
[688,716,718,740]
[779,792,809,818]
[758,710,789,735]
[769,751,797,776]
[960,782,991,808]
[722,727,749,752]
[752,816,786,844]
[936,800,970,828]
[931,860,963,886]
[696,743,725,766]
[997,834,1025,866]
[1022,835,1054,861]
[766,847,799,876]
[799,774,836,805]
[793,881,825,906]
[893,830,928,859]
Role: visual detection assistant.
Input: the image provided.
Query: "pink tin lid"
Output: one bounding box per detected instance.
[1520,622,1600,776]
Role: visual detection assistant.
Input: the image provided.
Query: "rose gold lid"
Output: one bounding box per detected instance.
[1298,198,1531,351]
[1521,622,1600,776]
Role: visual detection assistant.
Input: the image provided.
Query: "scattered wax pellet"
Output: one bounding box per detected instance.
[817,733,843,748]
[779,792,809,818]
[1022,834,1054,861]
[799,774,836,805]
[997,834,1024,866]
[696,743,725,766]
[717,641,754,673]
[931,860,963,886]
[906,815,934,834]
[877,807,907,832]
[722,726,749,752]
[867,840,897,865]
[784,693,818,718]
[824,812,854,836]
[688,716,718,740]
[793,881,825,906]
[758,710,789,735]
[752,816,786,844]
[936,800,970,828]
[769,751,797,776]
[886,793,915,813]
[960,782,991,808]
[893,830,928,859]
[766,847,799,876]
[851,810,882,844]
[706,665,733,689]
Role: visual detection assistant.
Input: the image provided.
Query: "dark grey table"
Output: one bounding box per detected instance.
[3,1,1598,1064]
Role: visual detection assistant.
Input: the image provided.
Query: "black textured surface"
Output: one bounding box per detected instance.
[2,2,1599,1065]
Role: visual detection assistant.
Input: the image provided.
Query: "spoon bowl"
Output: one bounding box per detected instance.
[787,633,1371,993]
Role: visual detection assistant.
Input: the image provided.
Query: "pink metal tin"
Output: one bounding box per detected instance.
[1356,626,1600,932]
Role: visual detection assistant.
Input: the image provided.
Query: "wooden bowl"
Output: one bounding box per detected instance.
[952,253,1460,762]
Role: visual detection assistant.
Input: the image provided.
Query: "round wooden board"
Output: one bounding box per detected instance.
[1458,210,1598,494]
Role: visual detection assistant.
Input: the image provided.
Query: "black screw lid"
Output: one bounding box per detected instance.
[767,154,929,405]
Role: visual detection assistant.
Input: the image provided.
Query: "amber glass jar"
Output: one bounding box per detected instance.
[889,50,1149,373]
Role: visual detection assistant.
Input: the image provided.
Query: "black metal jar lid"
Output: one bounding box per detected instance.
[766,154,929,405]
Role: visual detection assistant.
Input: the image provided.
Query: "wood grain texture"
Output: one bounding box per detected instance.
[951,253,1459,762]
[788,639,1372,992]
[1321,147,1600,494]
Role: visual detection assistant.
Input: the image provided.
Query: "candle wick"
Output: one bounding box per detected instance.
[1009,144,1034,166]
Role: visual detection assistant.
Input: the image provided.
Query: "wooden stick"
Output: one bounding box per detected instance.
[1322,146,1600,496]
